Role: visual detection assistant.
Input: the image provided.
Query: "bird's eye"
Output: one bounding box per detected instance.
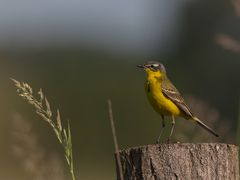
[151,64,159,68]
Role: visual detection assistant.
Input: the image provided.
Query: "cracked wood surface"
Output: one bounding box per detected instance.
[116,143,239,180]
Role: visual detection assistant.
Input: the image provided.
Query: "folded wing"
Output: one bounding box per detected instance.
[161,77,193,118]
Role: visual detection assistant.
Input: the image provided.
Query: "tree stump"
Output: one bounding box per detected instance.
[116,143,239,180]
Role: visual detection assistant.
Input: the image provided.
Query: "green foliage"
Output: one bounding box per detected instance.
[12,78,76,180]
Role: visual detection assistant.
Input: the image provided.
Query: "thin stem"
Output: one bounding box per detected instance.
[70,167,76,180]
[107,99,124,180]
[69,121,75,180]
[237,96,240,146]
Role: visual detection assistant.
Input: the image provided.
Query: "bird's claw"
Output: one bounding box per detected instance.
[166,138,172,144]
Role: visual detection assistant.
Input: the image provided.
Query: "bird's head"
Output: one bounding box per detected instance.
[137,61,166,77]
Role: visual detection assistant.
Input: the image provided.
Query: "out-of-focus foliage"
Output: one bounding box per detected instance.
[11,113,66,180]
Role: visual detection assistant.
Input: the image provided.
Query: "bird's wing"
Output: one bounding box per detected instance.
[161,78,193,118]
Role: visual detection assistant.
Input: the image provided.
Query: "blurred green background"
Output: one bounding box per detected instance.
[1,0,240,179]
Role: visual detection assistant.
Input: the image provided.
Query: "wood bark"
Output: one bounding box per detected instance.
[116,143,239,180]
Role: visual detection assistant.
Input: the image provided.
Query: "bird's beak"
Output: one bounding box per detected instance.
[137,64,145,68]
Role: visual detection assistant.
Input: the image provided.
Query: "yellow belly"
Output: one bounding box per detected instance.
[145,80,181,117]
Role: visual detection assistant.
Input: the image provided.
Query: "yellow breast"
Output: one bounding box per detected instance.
[145,75,181,117]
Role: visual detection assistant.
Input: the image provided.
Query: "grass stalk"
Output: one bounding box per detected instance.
[12,79,76,180]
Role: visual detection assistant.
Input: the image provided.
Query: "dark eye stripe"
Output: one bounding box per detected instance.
[150,66,158,71]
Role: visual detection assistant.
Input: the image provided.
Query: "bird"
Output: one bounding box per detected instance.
[137,61,219,143]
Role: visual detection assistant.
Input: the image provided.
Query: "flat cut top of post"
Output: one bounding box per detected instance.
[120,143,237,152]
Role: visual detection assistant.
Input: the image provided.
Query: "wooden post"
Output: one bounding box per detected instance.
[116,143,239,180]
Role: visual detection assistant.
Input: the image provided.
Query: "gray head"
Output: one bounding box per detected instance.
[137,61,166,73]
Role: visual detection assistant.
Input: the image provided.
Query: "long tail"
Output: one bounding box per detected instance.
[193,117,219,137]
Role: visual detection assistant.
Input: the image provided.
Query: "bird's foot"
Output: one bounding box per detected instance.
[155,139,161,144]
[166,138,173,144]
[156,136,162,144]
[165,139,180,144]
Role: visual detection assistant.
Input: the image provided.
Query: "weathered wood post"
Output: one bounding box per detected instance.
[116,143,239,180]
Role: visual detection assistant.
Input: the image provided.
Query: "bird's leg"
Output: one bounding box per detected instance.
[167,115,175,143]
[156,116,165,144]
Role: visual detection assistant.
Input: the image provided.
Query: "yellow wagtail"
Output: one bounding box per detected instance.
[137,61,219,142]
